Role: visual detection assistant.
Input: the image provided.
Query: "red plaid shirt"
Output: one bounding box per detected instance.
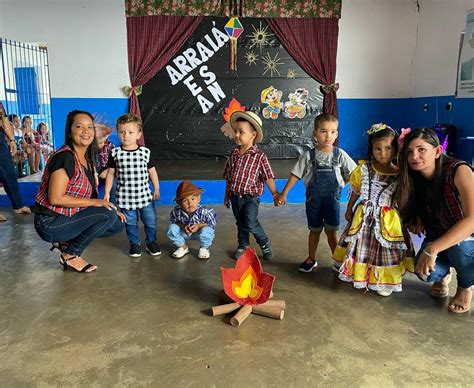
[425,157,472,239]
[35,146,96,217]
[223,146,275,196]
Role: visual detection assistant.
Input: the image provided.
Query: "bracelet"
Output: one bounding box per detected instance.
[9,139,15,143]
[422,249,437,259]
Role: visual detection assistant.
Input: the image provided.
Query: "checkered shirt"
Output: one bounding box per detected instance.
[170,205,217,229]
[223,146,275,196]
[109,146,153,210]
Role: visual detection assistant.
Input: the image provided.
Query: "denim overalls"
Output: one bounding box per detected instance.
[305,147,341,231]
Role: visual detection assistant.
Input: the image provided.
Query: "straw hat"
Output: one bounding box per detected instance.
[230,111,263,144]
[175,180,204,202]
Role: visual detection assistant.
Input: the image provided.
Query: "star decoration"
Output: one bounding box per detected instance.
[247,22,274,52]
[245,51,259,66]
[262,52,284,77]
[286,69,297,79]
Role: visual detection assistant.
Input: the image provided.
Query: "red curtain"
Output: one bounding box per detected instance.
[126,15,204,119]
[266,18,339,116]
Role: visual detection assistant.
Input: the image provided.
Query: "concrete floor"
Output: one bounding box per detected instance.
[0,204,473,387]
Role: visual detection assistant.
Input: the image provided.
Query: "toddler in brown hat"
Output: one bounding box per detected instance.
[167,180,216,260]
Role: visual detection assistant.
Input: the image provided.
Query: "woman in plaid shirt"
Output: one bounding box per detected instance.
[398,128,474,314]
[223,111,279,261]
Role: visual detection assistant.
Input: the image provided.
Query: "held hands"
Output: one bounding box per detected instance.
[184,224,200,235]
[345,208,353,222]
[275,193,287,206]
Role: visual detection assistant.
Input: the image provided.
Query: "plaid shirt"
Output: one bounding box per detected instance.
[98,139,114,172]
[170,205,217,229]
[223,146,275,196]
[425,158,472,239]
[35,146,95,217]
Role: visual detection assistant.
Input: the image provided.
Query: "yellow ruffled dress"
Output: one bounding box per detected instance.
[333,162,414,293]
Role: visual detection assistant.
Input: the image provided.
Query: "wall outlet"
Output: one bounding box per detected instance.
[445,102,452,111]
[423,104,429,112]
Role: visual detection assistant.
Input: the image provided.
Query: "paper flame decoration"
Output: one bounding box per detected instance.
[221,248,275,305]
[223,98,245,122]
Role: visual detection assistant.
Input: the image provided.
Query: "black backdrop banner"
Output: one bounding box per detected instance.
[139,17,323,160]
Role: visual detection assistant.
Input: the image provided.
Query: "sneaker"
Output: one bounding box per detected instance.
[298,257,318,273]
[377,290,393,297]
[198,247,210,260]
[260,242,273,260]
[172,246,189,259]
[129,244,141,258]
[233,247,247,260]
[146,241,161,256]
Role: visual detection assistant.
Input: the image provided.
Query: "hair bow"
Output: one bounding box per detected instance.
[320,83,339,95]
[367,123,389,134]
[397,127,411,148]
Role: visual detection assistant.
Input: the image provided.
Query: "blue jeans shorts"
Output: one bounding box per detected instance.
[305,191,340,232]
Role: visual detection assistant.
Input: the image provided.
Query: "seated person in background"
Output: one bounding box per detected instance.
[8,114,28,177]
[0,103,31,222]
[167,180,216,260]
[36,123,54,164]
[22,116,39,174]
[95,122,115,202]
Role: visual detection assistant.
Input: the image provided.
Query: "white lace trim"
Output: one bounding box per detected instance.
[338,274,403,292]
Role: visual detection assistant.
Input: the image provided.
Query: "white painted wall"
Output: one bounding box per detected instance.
[0,0,129,98]
[412,0,474,97]
[337,0,419,98]
[1,0,471,101]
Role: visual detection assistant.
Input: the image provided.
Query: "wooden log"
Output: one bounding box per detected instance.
[258,299,286,310]
[211,303,241,316]
[230,305,252,327]
[252,305,285,320]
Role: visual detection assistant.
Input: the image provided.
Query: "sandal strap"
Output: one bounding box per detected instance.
[79,263,94,273]
[60,254,77,263]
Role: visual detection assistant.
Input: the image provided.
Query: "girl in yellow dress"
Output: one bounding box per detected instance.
[333,123,414,296]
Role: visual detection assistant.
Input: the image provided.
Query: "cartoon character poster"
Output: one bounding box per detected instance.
[261,86,283,119]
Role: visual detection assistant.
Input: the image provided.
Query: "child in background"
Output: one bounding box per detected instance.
[333,123,414,296]
[104,113,161,258]
[95,123,116,202]
[223,110,279,260]
[277,113,357,273]
[167,180,217,260]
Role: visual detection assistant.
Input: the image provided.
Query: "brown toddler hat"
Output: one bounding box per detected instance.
[175,180,204,201]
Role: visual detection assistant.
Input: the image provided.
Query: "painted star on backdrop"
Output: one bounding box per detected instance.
[245,51,259,66]
[262,52,284,77]
[286,69,297,79]
[247,22,274,52]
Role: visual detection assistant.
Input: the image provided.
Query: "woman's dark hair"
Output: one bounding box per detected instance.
[367,125,399,160]
[64,110,98,167]
[21,115,32,126]
[8,114,18,122]
[396,127,445,226]
[37,122,46,133]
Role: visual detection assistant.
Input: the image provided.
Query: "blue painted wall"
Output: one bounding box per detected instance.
[51,97,129,147]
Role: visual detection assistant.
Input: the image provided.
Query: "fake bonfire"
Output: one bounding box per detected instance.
[211,248,286,327]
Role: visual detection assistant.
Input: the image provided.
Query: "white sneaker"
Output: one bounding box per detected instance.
[198,247,210,260]
[172,246,189,259]
[377,290,393,297]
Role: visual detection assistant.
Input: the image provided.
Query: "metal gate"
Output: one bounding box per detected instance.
[0,38,53,144]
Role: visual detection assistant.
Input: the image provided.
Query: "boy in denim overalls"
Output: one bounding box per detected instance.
[277,113,356,273]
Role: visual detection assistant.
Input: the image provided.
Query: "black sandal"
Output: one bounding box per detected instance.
[59,254,97,273]
[50,242,69,253]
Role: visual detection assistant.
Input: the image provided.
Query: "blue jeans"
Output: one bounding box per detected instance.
[34,207,124,256]
[416,238,474,288]
[167,223,215,248]
[230,194,269,248]
[0,139,24,209]
[122,202,157,245]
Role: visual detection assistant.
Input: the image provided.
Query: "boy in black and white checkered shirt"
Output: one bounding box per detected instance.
[104,113,161,257]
